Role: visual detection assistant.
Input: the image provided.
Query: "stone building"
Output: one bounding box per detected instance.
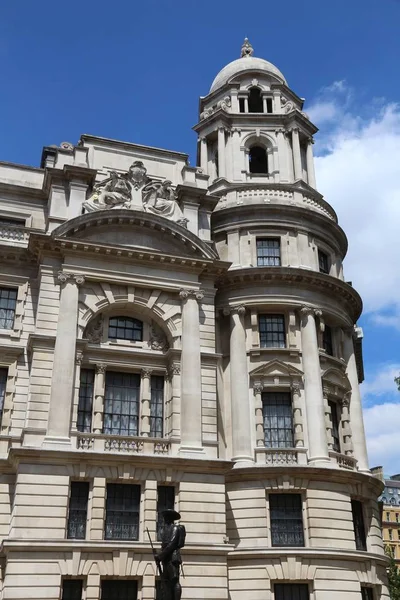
[372,468,400,565]
[0,39,388,599]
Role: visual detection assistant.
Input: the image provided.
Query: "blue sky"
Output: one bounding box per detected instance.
[1,0,399,473]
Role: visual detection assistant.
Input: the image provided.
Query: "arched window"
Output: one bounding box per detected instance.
[249,146,268,174]
[248,87,263,113]
[108,316,143,341]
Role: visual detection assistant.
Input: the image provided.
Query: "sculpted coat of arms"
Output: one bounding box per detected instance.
[82,161,188,226]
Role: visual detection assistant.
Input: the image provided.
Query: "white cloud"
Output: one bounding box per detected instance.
[308,86,400,326]
[362,362,400,398]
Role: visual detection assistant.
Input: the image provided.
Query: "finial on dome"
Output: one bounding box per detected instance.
[241,38,254,58]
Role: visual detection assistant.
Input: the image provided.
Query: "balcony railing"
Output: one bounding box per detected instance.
[255,447,308,466]
[75,432,171,455]
[330,451,358,470]
[0,224,29,245]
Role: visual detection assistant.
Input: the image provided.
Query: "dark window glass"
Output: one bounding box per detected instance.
[108,317,143,342]
[318,249,329,274]
[248,87,264,113]
[67,481,89,539]
[103,372,140,437]
[62,580,83,600]
[328,400,340,453]
[0,217,24,227]
[0,368,7,425]
[105,484,140,540]
[249,146,268,174]
[101,580,138,600]
[274,583,309,600]
[269,494,304,547]
[157,485,175,541]
[266,98,273,113]
[0,287,17,330]
[262,392,294,449]
[361,587,374,600]
[150,376,164,438]
[259,315,286,348]
[352,499,367,550]
[239,98,246,113]
[214,151,219,178]
[77,369,94,433]
[257,238,281,266]
[322,325,333,356]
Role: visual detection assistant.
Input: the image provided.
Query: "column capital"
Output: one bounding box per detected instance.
[291,382,301,396]
[57,271,85,286]
[290,126,300,134]
[232,127,242,134]
[75,351,84,366]
[141,367,153,379]
[168,362,181,378]
[179,289,204,301]
[223,304,246,317]
[253,383,263,396]
[275,128,286,135]
[95,363,107,374]
[300,305,322,318]
[342,325,356,338]
[322,386,330,398]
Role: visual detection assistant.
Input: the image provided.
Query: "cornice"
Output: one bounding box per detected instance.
[79,134,189,162]
[227,547,388,566]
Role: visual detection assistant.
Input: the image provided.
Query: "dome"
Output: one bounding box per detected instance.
[209,39,287,94]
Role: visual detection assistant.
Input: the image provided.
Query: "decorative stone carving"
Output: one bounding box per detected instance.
[57,272,85,286]
[241,37,254,58]
[281,96,294,113]
[85,314,104,344]
[128,161,149,190]
[83,171,133,212]
[95,363,107,375]
[141,368,153,379]
[149,323,169,351]
[60,141,74,150]
[142,179,188,226]
[179,289,204,301]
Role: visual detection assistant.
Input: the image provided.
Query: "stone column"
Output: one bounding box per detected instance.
[199,137,208,174]
[299,306,330,465]
[343,327,369,472]
[341,393,354,456]
[168,362,181,439]
[253,383,264,447]
[93,363,106,434]
[291,383,304,448]
[179,289,204,453]
[218,127,226,178]
[226,305,253,465]
[44,272,85,446]
[323,387,334,451]
[231,128,242,181]
[141,368,152,437]
[291,128,302,181]
[306,137,317,188]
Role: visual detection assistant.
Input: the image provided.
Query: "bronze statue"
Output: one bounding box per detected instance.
[151,509,185,600]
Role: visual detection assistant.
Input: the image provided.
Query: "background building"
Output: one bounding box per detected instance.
[0,40,388,599]
[372,468,400,565]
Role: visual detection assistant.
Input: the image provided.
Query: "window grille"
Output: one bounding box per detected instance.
[62,580,83,600]
[361,587,374,600]
[274,583,309,600]
[103,372,140,437]
[67,481,89,540]
[156,485,175,541]
[101,580,138,600]
[328,400,340,453]
[322,325,333,356]
[351,499,367,550]
[0,368,7,426]
[0,287,17,330]
[105,484,140,540]
[77,369,94,433]
[259,315,286,348]
[269,494,304,547]
[262,392,294,448]
[256,238,281,267]
[249,146,268,174]
[150,376,164,438]
[318,249,329,274]
[108,316,143,342]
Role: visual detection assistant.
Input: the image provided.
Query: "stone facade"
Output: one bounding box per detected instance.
[0,40,388,599]
[373,469,400,565]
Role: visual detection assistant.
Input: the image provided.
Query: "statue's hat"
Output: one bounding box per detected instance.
[162,509,181,521]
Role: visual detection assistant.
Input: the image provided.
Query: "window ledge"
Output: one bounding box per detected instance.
[249,347,301,358]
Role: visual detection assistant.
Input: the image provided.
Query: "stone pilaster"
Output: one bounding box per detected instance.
[341,393,354,456]
[306,137,317,188]
[141,368,152,437]
[93,363,106,434]
[199,137,208,174]
[291,383,304,448]
[291,127,302,180]
[253,383,264,447]
[168,362,181,439]
[323,387,334,451]
[217,127,226,178]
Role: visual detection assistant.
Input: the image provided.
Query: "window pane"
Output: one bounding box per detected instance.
[318,250,329,274]
[328,400,340,453]
[269,494,304,547]
[259,315,286,348]
[77,369,94,433]
[275,583,309,600]
[352,499,367,550]
[249,146,268,174]
[0,368,7,426]
[103,372,140,436]
[156,485,175,541]
[361,587,374,600]
[102,580,138,600]
[67,481,89,539]
[0,287,17,330]
[262,392,294,448]
[257,238,281,267]
[105,484,140,540]
[62,580,83,600]
[150,376,164,438]
[108,317,143,341]
[322,325,333,356]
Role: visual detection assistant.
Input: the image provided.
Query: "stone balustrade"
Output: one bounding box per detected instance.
[0,224,29,245]
[75,432,171,455]
[255,447,308,466]
[329,451,358,471]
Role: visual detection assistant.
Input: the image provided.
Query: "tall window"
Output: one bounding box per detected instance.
[249,146,268,174]
[77,369,94,433]
[266,98,273,113]
[351,499,367,550]
[328,400,340,453]
[256,238,281,266]
[318,249,330,274]
[262,392,294,448]
[239,98,246,113]
[105,483,140,540]
[269,494,304,547]
[0,368,7,425]
[108,317,143,342]
[67,481,89,539]
[361,587,374,600]
[274,584,309,600]
[101,580,138,600]
[248,87,263,113]
[0,287,17,329]
[150,376,164,438]
[103,372,140,437]
[259,315,286,348]
[157,485,175,541]
[62,580,83,600]
[322,325,333,356]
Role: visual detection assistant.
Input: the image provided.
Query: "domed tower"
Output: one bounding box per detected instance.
[195,40,389,599]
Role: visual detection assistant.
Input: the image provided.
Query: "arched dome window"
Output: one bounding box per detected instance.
[108,316,143,342]
[249,146,268,174]
[248,87,264,113]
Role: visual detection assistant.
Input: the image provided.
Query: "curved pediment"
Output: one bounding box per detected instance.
[52,209,218,260]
